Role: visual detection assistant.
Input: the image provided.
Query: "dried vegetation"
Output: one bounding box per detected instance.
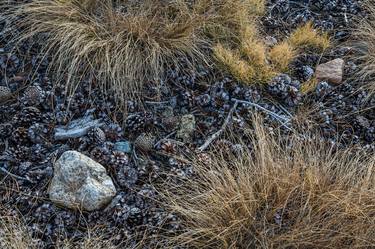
[2,0,268,103]
[214,21,330,85]
[352,0,375,92]
[2,0,330,102]
[161,120,375,248]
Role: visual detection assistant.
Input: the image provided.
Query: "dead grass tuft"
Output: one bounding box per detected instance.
[352,0,375,92]
[0,212,150,248]
[0,215,37,249]
[269,41,296,72]
[1,1,194,103]
[213,44,255,83]
[288,22,330,51]
[301,77,319,94]
[2,0,270,104]
[214,20,329,85]
[161,121,375,248]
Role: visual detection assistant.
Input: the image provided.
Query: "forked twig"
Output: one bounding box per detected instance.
[232,98,291,123]
[0,164,34,183]
[197,100,239,152]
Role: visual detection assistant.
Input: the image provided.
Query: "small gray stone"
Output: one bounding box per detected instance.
[316,58,344,85]
[49,151,116,211]
[177,114,196,143]
[264,36,278,47]
[114,141,132,153]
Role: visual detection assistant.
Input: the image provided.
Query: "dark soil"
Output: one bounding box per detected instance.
[0,0,374,248]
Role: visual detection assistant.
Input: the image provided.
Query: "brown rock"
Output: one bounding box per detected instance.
[316,58,345,85]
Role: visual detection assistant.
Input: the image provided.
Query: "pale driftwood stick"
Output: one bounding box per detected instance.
[54,118,103,140]
[232,98,290,123]
[232,98,293,131]
[197,100,239,152]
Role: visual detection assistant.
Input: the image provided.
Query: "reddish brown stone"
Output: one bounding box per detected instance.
[316,58,345,85]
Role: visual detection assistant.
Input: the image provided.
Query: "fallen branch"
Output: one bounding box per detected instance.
[0,164,34,183]
[54,116,103,140]
[197,100,239,152]
[232,98,290,123]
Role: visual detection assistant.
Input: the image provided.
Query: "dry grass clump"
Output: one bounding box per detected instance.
[0,212,148,248]
[0,215,37,249]
[288,22,330,51]
[214,22,330,85]
[162,122,375,248]
[196,0,265,44]
[268,41,296,72]
[2,0,269,104]
[213,44,255,83]
[352,0,375,91]
[4,0,209,103]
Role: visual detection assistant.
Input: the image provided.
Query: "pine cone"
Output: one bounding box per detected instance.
[110,151,129,168]
[90,146,111,165]
[196,153,212,165]
[0,86,11,102]
[0,123,13,139]
[127,207,143,226]
[125,112,153,134]
[134,133,155,152]
[13,106,42,125]
[28,123,49,144]
[161,116,179,130]
[117,166,138,188]
[3,145,30,163]
[21,85,45,106]
[159,140,177,154]
[104,123,123,141]
[87,127,106,144]
[12,127,30,144]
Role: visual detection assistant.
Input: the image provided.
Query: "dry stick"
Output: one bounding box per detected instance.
[0,165,34,183]
[232,98,290,123]
[232,98,293,131]
[197,100,239,152]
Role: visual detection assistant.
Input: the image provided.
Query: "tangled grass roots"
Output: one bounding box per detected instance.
[162,121,375,248]
[2,0,265,104]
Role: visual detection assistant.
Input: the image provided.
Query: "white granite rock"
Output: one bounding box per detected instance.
[48,151,116,211]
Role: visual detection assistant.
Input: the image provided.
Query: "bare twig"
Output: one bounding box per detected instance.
[197,100,239,152]
[154,131,177,147]
[155,151,191,164]
[0,164,34,183]
[232,98,292,129]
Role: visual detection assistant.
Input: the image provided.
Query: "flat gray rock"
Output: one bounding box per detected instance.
[48,151,116,211]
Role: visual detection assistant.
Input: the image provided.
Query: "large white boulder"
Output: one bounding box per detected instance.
[48,151,116,211]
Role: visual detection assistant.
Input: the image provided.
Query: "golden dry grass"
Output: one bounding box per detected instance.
[0,212,151,249]
[214,21,330,85]
[2,0,268,104]
[213,44,255,83]
[288,22,330,51]
[0,215,37,249]
[269,41,296,72]
[161,121,375,248]
[4,0,209,104]
[352,0,375,92]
